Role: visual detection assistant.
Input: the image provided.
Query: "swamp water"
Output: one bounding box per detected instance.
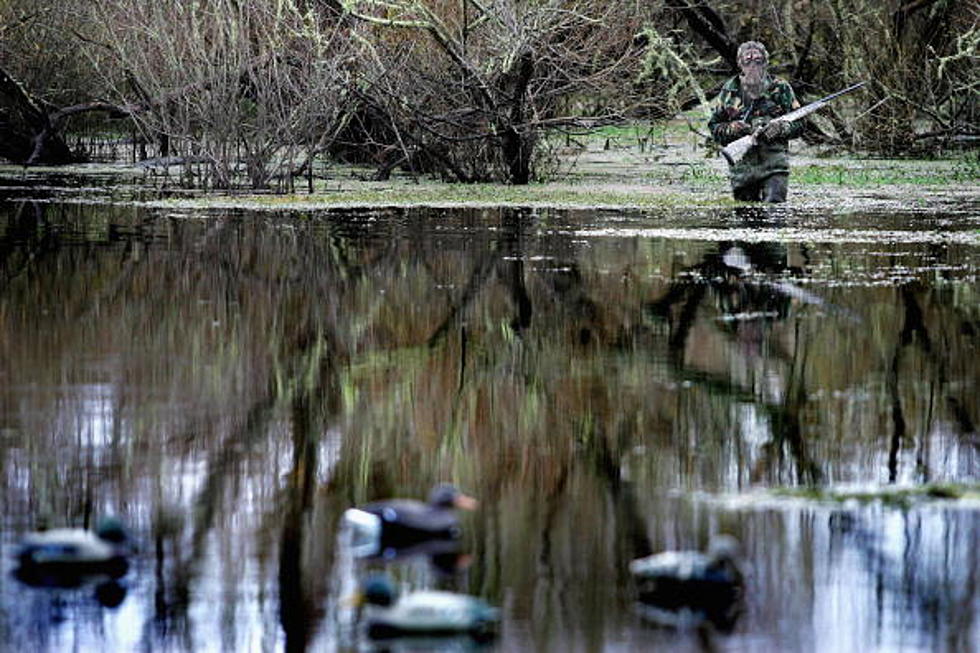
[0,194,977,651]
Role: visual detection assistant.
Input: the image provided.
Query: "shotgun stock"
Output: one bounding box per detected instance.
[719,81,866,166]
[720,130,760,165]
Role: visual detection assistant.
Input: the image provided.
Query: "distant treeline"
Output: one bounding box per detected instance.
[1,1,976,187]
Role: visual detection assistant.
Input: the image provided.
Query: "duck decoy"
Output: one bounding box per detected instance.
[342,484,478,558]
[353,574,499,639]
[629,534,743,630]
[15,517,130,574]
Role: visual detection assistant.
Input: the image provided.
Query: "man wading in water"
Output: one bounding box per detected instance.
[708,41,803,203]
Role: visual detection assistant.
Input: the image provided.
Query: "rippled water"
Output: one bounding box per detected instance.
[0,195,977,651]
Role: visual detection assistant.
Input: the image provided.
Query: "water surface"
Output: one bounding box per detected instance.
[0,196,977,651]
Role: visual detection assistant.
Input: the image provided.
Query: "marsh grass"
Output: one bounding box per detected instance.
[793,161,980,187]
[136,177,734,211]
[772,483,980,508]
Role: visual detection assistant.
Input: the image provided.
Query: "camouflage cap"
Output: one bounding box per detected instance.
[737,41,769,64]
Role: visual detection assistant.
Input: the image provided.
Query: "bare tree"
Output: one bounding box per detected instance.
[840,0,979,153]
[90,0,355,189]
[337,1,649,183]
[4,0,974,172]
[0,1,113,164]
[658,0,979,153]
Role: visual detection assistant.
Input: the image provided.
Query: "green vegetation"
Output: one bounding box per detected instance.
[772,483,980,508]
[143,181,730,211]
[793,161,980,187]
[577,122,672,149]
[363,181,680,207]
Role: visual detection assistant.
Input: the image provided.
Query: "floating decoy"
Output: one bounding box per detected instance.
[16,517,130,570]
[629,534,743,630]
[14,517,131,607]
[353,574,499,639]
[342,484,478,557]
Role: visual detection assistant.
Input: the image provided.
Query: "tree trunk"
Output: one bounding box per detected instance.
[500,50,536,185]
[0,66,79,165]
[665,0,737,70]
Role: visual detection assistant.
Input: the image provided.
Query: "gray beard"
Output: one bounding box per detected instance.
[740,69,766,100]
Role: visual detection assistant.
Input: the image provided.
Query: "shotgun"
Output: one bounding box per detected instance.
[719,81,866,165]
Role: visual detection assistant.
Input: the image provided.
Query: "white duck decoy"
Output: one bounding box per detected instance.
[353,575,499,639]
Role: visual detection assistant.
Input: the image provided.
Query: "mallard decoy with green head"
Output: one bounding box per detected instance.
[353,574,499,638]
[342,484,478,557]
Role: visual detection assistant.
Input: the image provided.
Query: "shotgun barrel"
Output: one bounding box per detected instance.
[720,81,866,166]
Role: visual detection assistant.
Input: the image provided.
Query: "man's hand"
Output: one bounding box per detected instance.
[758,119,790,143]
[726,120,753,140]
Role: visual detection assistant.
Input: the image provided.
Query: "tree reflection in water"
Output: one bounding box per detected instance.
[0,200,976,651]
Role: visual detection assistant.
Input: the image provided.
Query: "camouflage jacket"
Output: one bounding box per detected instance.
[708,75,803,185]
[708,75,803,145]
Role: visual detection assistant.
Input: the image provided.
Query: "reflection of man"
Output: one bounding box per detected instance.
[708,41,803,203]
